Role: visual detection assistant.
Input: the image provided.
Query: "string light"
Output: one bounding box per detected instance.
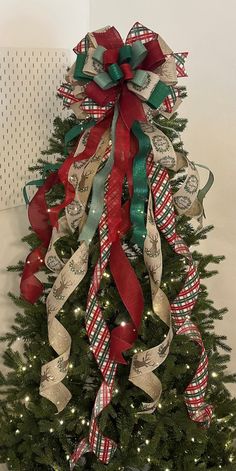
[49,428,54,433]
[59,420,64,425]
[20,414,23,418]
[71,408,75,414]
[22,366,27,371]
[186,364,190,369]
[86,421,89,426]
[147,457,151,463]
[69,363,73,369]
[191,437,195,442]
[115,388,119,394]
[15,429,20,434]
[158,403,162,409]
[211,371,218,378]
[145,439,150,444]
[66,455,70,461]
[105,300,110,306]
[74,307,81,314]
[137,447,141,453]
[25,395,30,402]
[121,321,126,327]
[81,418,86,425]
[131,403,135,409]
[33,355,37,359]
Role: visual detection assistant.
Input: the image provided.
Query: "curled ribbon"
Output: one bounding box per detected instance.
[20,21,213,466]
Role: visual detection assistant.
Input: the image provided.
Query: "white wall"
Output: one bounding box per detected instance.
[0,7,235,471]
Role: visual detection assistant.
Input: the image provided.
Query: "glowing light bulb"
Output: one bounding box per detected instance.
[147,457,151,462]
[66,455,70,461]
[22,366,27,371]
[71,408,75,414]
[15,429,20,434]
[137,447,141,453]
[211,371,218,378]
[158,403,162,409]
[69,363,73,369]
[81,419,86,425]
[145,439,150,444]
[59,420,64,425]
[121,321,126,327]
[25,396,30,402]
[186,364,190,369]
[49,428,54,433]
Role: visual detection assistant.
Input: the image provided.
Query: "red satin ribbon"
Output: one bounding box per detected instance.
[20,172,58,303]
[93,27,123,49]
[105,83,146,363]
[140,39,166,70]
[49,113,113,228]
[109,239,144,364]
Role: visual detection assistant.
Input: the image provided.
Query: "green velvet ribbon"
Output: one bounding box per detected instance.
[64,120,95,155]
[130,40,148,69]
[23,179,45,205]
[130,121,151,248]
[78,105,119,244]
[93,45,106,65]
[147,81,171,109]
[131,69,149,88]
[74,53,93,81]
[119,45,132,64]
[94,71,115,89]
[108,63,123,82]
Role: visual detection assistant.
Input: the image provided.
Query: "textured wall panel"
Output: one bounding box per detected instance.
[0,48,70,209]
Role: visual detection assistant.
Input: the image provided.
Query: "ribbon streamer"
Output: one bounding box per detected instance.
[20,21,214,466]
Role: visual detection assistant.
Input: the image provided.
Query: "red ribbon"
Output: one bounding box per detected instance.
[49,113,113,228]
[20,172,58,303]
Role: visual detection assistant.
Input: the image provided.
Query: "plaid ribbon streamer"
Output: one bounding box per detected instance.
[147,159,213,427]
[73,34,90,54]
[57,83,80,107]
[125,21,157,45]
[70,183,117,468]
[174,52,188,77]
[161,86,182,114]
[81,98,114,120]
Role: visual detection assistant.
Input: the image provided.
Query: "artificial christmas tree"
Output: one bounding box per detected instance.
[0,22,236,471]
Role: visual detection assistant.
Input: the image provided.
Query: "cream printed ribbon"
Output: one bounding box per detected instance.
[129,187,173,414]
[140,122,203,221]
[40,130,111,411]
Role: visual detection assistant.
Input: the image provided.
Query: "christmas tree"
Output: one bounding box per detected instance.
[0,22,236,471]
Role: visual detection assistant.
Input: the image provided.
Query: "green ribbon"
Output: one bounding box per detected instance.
[23,179,45,205]
[94,71,115,90]
[130,40,148,69]
[108,63,123,82]
[93,45,106,65]
[74,53,93,81]
[119,45,132,64]
[130,121,151,248]
[131,69,149,88]
[64,120,95,155]
[147,81,171,109]
[78,105,119,244]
